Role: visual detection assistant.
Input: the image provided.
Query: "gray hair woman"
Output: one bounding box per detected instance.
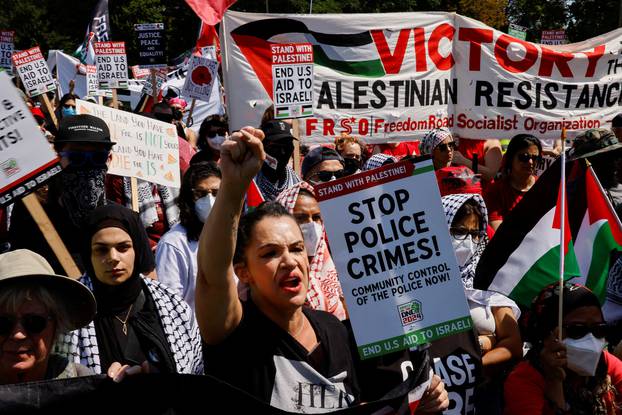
[0,249,96,384]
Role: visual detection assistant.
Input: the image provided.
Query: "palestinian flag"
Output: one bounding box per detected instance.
[230,19,385,97]
[572,164,622,302]
[244,179,265,211]
[474,158,580,307]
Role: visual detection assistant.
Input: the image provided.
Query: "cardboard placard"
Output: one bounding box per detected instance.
[271,43,314,119]
[76,99,181,187]
[11,46,56,98]
[508,23,527,40]
[0,72,61,206]
[182,55,218,102]
[541,29,567,45]
[94,41,128,89]
[0,31,14,73]
[131,65,151,79]
[85,65,107,97]
[134,23,167,68]
[142,68,168,96]
[315,159,472,359]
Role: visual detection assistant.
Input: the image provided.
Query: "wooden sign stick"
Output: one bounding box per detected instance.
[21,194,82,279]
[150,69,158,103]
[39,94,58,129]
[292,118,301,176]
[111,88,119,109]
[186,99,196,125]
[130,176,139,212]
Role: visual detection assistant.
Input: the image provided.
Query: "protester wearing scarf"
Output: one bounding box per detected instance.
[255,165,300,201]
[121,177,180,229]
[441,194,520,321]
[56,205,203,375]
[275,182,346,320]
[362,153,396,171]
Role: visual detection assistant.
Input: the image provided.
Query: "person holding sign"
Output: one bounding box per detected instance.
[275,182,346,320]
[197,126,448,413]
[58,204,203,376]
[504,282,622,415]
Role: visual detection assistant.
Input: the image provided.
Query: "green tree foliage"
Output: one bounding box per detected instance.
[567,0,619,42]
[506,0,567,42]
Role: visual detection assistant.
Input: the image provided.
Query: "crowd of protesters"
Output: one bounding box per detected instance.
[3,66,622,414]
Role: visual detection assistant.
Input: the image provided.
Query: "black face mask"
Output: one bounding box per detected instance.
[343,158,361,176]
[262,141,294,182]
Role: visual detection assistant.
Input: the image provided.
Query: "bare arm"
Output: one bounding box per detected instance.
[195,128,265,345]
[482,306,522,368]
[452,140,502,181]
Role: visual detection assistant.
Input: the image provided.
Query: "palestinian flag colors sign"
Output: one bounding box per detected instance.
[222,11,622,144]
[475,159,622,307]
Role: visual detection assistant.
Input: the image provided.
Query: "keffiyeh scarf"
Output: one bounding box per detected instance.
[255,165,300,201]
[276,182,346,320]
[122,177,180,228]
[55,275,203,375]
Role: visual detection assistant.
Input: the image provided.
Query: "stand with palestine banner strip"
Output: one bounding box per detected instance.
[0,72,80,278]
[315,159,472,359]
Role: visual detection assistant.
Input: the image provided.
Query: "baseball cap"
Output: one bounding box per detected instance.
[301,146,344,178]
[55,114,115,148]
[261,120,297,143]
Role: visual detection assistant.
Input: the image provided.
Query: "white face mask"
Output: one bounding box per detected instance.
[208,134,226,150]
[299,221,323,257]
[563,333,606,376]
[195,194,216,223]
[451,235,475,267]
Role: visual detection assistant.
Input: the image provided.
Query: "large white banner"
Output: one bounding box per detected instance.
[315,159,471,359]
[76,100,181,188]
[222,11,622,143]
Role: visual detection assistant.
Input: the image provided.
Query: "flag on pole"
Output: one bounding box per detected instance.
[245,179,265,210]
[195,22,221,63]
[74,0,110,64]
[474,158,580,307]
[184,0,237,26]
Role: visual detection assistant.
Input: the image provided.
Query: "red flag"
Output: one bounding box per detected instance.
[195,22,221,63]
[245,179,265,210]
[184,0,236,26]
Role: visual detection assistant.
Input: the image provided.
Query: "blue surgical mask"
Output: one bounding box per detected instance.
[61,107,77,117]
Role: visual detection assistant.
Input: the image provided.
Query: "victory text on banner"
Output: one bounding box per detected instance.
[76,100,181,187]
[222,11,622,143]
[0,31,14,72]
[0,72,61,206]
[134,23,167,68]
[11,46,56,98]
[315,159,472,359]
[271,43,314,119]
[94,41,128,89]
[182,55,218,102]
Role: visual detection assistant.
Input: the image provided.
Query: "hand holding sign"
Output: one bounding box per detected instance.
[220,127,265,194]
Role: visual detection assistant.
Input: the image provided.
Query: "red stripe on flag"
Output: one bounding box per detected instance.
[552,181,573,255]
[586,166,622,244]
[246,179,265,208]
[184,0,236,26]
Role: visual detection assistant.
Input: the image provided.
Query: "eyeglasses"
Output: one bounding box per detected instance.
[192,188,218,199]
[58,151,110,168]
[563,323,608,339]
[437,142,457,152]
[0,314,53,336]
[517,153,542,163]
[310,169,346,183]
[450,227,484,241]
[207,127,227,138]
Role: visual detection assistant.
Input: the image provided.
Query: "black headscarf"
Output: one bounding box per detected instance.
[82,204,174,373]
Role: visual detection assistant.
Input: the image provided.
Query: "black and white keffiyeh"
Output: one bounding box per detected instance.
[255,165,300,201]
[56,275,203,375]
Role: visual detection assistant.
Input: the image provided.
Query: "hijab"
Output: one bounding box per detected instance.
[82,204,174,372]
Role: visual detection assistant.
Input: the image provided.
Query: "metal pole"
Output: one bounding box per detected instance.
[557,129,567,342]
[266,0,269,13]
[309,0,313,14]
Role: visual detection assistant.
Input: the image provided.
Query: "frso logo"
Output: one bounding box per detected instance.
[1,159,20,178]
[398,300,423,326]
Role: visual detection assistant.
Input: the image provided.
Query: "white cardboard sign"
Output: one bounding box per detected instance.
[11,46,56,97]
[0,31,14,72]
[94,41,128,89]
[76,99,180,187]
[271,43,314,119]
[0,72,61,206]
[182,55,218,102]
[315,159,472,359]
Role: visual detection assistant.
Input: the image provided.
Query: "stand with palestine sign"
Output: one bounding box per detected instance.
[315,159,472,359]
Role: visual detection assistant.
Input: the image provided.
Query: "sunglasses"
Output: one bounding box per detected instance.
[207,127,227,138]
[517,153,542,163]
[0,314,53,336]
[563,323,609,339]
[311,169,346,183]
[450,227,484,241]
[58,151,109,168]
[437,142,457,152]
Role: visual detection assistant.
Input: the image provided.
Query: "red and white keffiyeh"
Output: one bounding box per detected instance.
[276,182,346,320]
